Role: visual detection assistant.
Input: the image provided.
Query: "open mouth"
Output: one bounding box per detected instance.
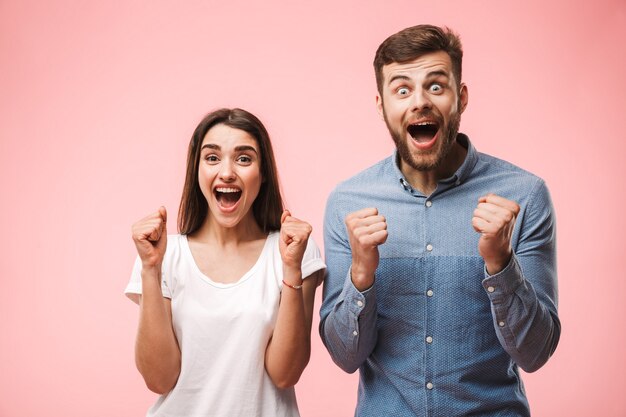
[407,121,439,143]
[214,187,242,209]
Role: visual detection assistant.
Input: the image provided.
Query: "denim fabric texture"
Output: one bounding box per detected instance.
[320,134,560,417]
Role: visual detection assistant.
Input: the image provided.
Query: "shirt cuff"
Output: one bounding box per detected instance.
[341,267,377,318]
[481,254,524,304]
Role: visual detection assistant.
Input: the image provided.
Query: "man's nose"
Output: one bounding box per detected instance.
[411,90,432,112]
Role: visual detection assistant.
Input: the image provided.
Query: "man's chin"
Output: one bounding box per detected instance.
[407,156,442,172]
[398,145,442,172]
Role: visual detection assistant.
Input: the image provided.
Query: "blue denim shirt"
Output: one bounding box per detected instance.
[320,134,560,417]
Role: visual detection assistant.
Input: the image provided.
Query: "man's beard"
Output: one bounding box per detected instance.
[386,108,461,172]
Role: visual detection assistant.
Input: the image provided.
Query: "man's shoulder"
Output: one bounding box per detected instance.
[325,155,396,216]
[475,150,544,184]
[471,150,552,209]
[333,155,395,193]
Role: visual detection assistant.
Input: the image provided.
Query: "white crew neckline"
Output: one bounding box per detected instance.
[181,232,276,289]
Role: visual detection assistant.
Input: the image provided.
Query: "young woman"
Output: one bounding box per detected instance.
[125,108,325,416]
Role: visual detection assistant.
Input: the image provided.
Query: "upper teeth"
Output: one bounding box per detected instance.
[415,122,434,125]
[216,187,239,193]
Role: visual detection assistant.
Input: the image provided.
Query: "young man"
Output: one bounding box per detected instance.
[320,25,560,416]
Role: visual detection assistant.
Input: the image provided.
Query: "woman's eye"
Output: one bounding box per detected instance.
[237,155,252,164]
[398,87,410,96]
[204,154,219,163]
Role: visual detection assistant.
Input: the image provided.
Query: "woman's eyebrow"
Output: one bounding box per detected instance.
[200,143,258,155]
[235,145,258,155]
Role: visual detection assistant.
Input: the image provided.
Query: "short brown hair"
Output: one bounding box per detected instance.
[374,24,463,94]
[178,108,284,235]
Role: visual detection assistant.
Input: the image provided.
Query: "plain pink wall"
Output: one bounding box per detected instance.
[1,0,625,415]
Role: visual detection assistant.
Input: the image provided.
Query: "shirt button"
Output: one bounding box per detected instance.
[426,336,433,344]
[426,382,434,390]
[426,289,434,297]
[487,286,495,293]
[426,244,433,252]
[498,321,505,327]
[353,330,358,336]
[425,200,432,207]
[357,300,364,307]
[455,179,461,186]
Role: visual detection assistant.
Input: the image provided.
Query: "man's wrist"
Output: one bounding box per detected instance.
[350,266,375,292]
[484,252,512,275]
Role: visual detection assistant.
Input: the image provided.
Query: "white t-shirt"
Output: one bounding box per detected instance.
[125,232,326,417]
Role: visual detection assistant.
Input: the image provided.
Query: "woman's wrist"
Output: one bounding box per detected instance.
[282,279,303,290]
[282,265,303,287]
[141,264,162,280]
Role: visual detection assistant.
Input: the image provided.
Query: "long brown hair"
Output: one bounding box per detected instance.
[177,108,284,235]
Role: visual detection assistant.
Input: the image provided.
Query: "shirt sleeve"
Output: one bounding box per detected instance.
[124,249,174,304]
[481,179,561,372]
[319,190,379,374]
[300,237,327,285]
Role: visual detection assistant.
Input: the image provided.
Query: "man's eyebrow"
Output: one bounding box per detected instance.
[387,70,450,85]
[388,75,411,85]
[425,70,450,79]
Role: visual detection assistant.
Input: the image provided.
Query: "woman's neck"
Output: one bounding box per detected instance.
[190,213,266,247]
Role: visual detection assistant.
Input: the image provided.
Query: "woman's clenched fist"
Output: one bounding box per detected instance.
[132,206,168,269]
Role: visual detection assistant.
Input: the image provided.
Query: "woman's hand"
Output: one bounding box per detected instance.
[279,210,312,271]
[132,206,168,269]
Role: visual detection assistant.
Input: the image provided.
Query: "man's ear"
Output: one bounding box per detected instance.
[459,83,469,114]
[376,94,384,120]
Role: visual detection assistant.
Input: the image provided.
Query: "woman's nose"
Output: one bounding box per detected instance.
[218,161,236,181]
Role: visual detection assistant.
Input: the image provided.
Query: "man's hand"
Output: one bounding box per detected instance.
[472,194,520,275]
[345,208,388,291]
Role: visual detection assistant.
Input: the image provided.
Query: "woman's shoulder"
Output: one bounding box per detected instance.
[166,233,186,246]
[164,233,186,250]
[162,234,188,265]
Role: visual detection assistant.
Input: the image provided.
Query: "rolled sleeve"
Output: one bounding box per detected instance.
[321,268,378,373]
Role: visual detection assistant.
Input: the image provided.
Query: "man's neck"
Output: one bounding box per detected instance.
[400,142,468,196]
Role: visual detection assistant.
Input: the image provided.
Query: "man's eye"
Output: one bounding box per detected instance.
[398,87,410,96]
[429,84,443,93]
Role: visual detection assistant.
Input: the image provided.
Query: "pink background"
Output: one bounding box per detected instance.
[1,0,625,415]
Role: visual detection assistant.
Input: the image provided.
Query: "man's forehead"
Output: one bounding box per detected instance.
[383,51,453,81]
